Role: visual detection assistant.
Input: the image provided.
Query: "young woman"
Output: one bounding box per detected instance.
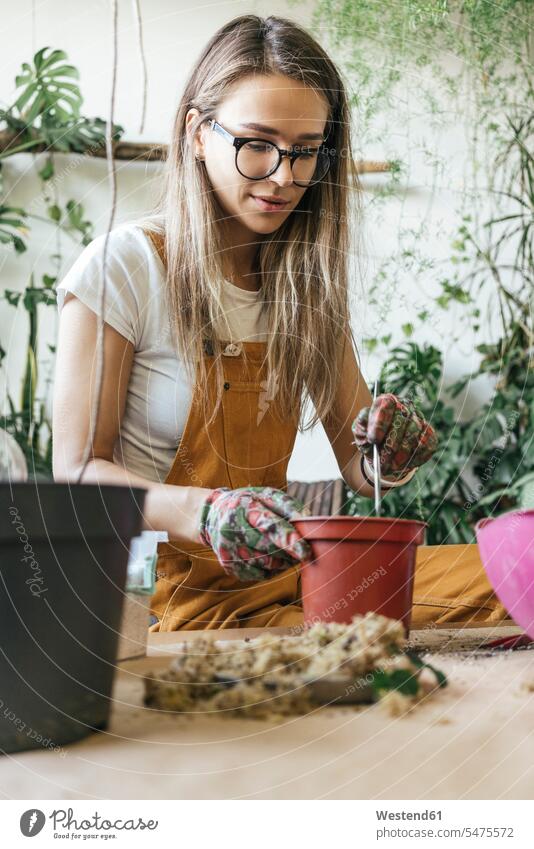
[53,15,506,632]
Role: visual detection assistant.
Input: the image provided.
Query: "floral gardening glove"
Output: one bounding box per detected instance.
[351,393,438,478]
[199,486,312,582]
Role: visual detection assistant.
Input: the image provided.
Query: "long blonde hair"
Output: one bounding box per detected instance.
[139,14,362,431]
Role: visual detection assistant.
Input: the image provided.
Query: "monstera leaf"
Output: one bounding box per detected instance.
[13,47,82,127]
[1,49,124,157]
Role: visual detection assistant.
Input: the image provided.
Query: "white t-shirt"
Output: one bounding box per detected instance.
[55,220,269,483]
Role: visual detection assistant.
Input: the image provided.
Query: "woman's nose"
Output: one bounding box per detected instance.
[269,155,295,187]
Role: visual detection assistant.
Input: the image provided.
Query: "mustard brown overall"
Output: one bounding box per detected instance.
[145,229,303,630]
[145,229,511,632]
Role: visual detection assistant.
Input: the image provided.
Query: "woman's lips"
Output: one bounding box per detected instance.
[251,195,290,212]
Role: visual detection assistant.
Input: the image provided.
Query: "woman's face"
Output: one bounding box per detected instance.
[187,73,329,237]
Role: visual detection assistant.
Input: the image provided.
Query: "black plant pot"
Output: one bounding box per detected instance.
[0,482,146,754]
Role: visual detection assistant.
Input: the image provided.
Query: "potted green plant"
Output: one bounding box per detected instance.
[302,0,533,542]
[0,48,145,754]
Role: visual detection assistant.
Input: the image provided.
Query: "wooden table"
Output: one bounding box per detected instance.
[2,625,534,800]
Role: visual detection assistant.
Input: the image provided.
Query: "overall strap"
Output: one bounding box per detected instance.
[144,228,167,269]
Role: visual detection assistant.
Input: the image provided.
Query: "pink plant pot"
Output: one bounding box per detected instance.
[475,509,534,638]
[294,516,427,635]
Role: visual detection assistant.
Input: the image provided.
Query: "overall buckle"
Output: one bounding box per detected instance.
[222,342,242,357]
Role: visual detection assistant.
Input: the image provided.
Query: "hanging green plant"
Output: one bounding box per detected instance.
[0,46,122,477]
[294,0,534,124]
[0,46,124,166]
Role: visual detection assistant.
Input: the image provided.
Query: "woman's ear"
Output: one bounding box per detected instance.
[185,108,205,160]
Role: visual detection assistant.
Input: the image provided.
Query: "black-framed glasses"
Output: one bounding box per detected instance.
[205,118,335,187]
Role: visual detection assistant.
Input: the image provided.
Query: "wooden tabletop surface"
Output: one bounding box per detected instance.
[2,623,534,800]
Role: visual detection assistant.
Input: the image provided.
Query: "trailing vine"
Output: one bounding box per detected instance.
[0,47,124,478]
[287,0,534,539]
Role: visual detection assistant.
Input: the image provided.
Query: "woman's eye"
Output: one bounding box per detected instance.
[246,142,273,153]
[298,148,318,159]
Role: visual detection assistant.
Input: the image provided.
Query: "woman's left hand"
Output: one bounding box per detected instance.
[351,392,438,477]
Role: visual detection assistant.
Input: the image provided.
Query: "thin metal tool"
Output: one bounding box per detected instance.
[213,673,376,704]
[372,379,381,516]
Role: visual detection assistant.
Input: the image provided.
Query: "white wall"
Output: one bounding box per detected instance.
[0,0,502,482]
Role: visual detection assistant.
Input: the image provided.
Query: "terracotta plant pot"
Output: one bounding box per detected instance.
[294,516,427,635]
[0,482,146,754]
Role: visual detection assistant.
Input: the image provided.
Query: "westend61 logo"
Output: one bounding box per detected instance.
[19,807,159,838]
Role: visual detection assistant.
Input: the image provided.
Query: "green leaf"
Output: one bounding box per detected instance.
[405,651,448,688]
[13,83,37,113]
[33,46,53,71]
[370,667,420,697]
[25,91,47,124]
[46,64,79,80]
[4,290,22,307]
[38,158,54,181]
[48,204,61,222]
[12,46,83,128]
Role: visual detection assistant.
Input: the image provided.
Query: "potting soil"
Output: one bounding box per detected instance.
[143,612,446,719]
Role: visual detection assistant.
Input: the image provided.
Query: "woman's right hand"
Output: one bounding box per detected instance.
[199,486,312,582]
